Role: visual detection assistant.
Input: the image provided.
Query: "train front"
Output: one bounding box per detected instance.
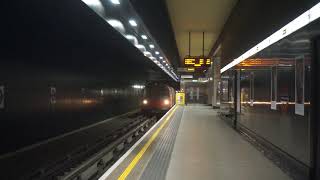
[141,83,174,112]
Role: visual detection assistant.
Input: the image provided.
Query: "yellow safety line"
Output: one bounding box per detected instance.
[118,106,178,180]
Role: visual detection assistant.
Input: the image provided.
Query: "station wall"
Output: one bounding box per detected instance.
[219,18,320,170]
[0,1,172,155]
[212,0,319,67]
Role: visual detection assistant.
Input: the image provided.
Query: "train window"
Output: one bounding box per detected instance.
[145,86,169,97]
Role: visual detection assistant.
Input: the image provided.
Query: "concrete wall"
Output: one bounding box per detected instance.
[0,0,172,155]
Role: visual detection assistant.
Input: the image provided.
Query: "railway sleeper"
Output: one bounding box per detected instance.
[126,135,133,143]
[78,161,98,180]
[54,115,158,180]
[116,142,125,152]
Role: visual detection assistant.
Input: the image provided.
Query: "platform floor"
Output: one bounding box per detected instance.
[100,105,291,180]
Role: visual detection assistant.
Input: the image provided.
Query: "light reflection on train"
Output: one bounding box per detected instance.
[49,85,145,110]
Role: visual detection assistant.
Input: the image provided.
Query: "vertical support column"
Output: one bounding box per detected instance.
[206,64,214,105]
[212,57,221,108]
[250,72,255,107]
[271,66,277,110]
[196,87,200,101]
[233,70,238,128]
[0,85,5,111]
[236,70,241,113]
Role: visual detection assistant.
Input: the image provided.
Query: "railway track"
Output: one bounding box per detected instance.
[0,111,164,180]
[53,115,157,180]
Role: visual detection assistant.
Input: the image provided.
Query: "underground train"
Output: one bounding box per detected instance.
[141,82,175,111]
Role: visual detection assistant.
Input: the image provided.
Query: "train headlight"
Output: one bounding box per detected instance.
[143,99,148,105]
[164,99,169,105]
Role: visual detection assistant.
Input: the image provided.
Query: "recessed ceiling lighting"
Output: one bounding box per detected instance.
[106,19,125,34]
[125,35,138,45]
[149,44,155,48]
[162,60,166,63]
[144,51,152,57]
[141,35,148,39]
[135,44,146,52]
[129,19,137,27]
[110,0,120,5]
[82,0,103,7]
[159,56,163,59]
[155,51,159,55]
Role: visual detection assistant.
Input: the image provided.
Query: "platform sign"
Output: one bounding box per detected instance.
[0,86,4,109]
[176,92,185,105]
[181,75,193,79]
[198,78,209,82]
[177,67,195,72]
[184,57,211,68]
[50,87,57,105]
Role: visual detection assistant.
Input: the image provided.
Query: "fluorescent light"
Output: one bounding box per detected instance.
[82,0,103,7]
[181,75,193,79]
[106,19,125,34]
[162,60,166,63]
[310,3,320,22]
[83,0,178,82]
[159,56,163,59]
[110,0,120,5]
[132,85,145,89]
[143,51,152,57]
[129,19,137,27]
[125,35,138,45]
[135,44,146,52]
[220,2,320,73]
[82,0,105,18]
[155,51,159,55]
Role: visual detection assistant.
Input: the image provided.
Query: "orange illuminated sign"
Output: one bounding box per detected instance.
[184,57,211,68]
[236,58,295,67]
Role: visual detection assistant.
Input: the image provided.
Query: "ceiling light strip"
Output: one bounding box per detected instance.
[81,0,179,81]
[220,2,320,73]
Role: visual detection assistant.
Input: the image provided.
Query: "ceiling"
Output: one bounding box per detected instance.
[165,0,237,63]
[130,0,181,68]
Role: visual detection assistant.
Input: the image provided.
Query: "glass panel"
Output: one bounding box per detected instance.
[235,19,320,166]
